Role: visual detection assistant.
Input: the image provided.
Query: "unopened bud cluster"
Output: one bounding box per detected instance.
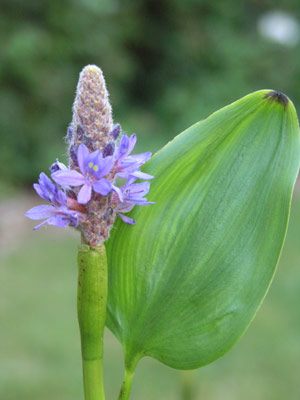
[69,66,114,164]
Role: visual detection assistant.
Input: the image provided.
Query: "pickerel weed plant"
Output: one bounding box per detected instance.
[26,65,300,400]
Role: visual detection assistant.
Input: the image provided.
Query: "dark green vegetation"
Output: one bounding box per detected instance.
[1,195,300,399]
[1,0,300,188]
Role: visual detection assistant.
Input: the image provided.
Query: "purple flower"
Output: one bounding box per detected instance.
[115,177,155,225]
[52,144,117,204]
[114,134,154,181]
[103,142,115,157]
[25,173,81,230]
[49,159,68,173]
[110,123,121,140]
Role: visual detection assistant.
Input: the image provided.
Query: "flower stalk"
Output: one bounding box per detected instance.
[25,65,155,400]
[77,244,107,400]
[118,369,134,400]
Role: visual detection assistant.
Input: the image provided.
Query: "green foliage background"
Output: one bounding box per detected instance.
[1,0,300,187]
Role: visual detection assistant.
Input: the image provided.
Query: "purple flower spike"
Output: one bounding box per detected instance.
[26,66,155,244]
[115,178,155,224]
[25,173,81,229]
[115,134,154,181]
[52,144,115,204]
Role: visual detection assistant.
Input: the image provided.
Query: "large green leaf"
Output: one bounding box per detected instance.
[105,90,300,371]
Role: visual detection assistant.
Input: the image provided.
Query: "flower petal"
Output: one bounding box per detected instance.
[52,170,86,187]
[118,134,129,159]
[100,156,114,177]
[112,185,123,202]
[47,215,71,228]
[128,199,155,205]
[86,150,104,177]
[126,182,150,197]
[128,152,152,163]
[25,205,55,220]
[111,123,121,140]
[33,220,48,230]
[116,202,135,213]
[88,149,102,165]
[117,212,136,225]
[127,134,137,156]
[129,170,154,180]
[93,179,112,196]
[77,144,90,174]
[77,184,92,204]
[49,159,68,173]
[33,183,48,201]
[39,172,55,195]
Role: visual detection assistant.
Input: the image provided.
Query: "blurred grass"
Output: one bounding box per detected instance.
[1,195,299,400]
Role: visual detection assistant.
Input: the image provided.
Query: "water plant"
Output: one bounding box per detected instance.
[26,65,300,399]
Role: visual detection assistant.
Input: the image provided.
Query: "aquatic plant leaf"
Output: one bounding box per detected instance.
[105,90,300,370]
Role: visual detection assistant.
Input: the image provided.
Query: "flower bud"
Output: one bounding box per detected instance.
[68,65,113,164]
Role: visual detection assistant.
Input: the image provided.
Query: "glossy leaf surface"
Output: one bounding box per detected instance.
[106,90,300,370]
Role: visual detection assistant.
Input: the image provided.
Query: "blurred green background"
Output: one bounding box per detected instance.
[1,0,300,399]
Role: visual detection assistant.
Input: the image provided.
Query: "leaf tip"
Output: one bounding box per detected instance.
[263,90,289,108]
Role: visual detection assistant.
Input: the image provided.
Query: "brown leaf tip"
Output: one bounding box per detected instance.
[264,91,289,108]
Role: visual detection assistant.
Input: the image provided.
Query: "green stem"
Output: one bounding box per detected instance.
[77,244,107,400]
[180,371,196,400]
[82,360,105,400]
[118,369,134,400]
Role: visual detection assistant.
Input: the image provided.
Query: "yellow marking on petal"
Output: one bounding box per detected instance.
[93,165,99,172]
[88,162,93,168]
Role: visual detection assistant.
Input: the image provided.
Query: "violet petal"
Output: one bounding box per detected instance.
[39,172,55,194]
[112,185,123,202]
[111,123,121,140]
[103,142,115,157]
[25,205,55,220]
[49,159,68,173]
[47,215,71,228]
[33,220,48,230]
[77,184,92,204]
[116,202,135,213]
[52,170,86,186]
[100,156,114,177]
[33,183,48,201]
[130,170,154,180]
[127,152,152,163]
[117,213,136,225]
[77,144,90,174]
[127,134,137,155]
[126,182,150,196]
[93,179,112,196]
[118,134,129,159]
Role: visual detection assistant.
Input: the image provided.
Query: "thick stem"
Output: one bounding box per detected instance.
[77,244,107,400]
[82,360,105,400]
[118,369,134,400]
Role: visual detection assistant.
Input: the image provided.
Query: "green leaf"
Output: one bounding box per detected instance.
[105,90,300,371]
